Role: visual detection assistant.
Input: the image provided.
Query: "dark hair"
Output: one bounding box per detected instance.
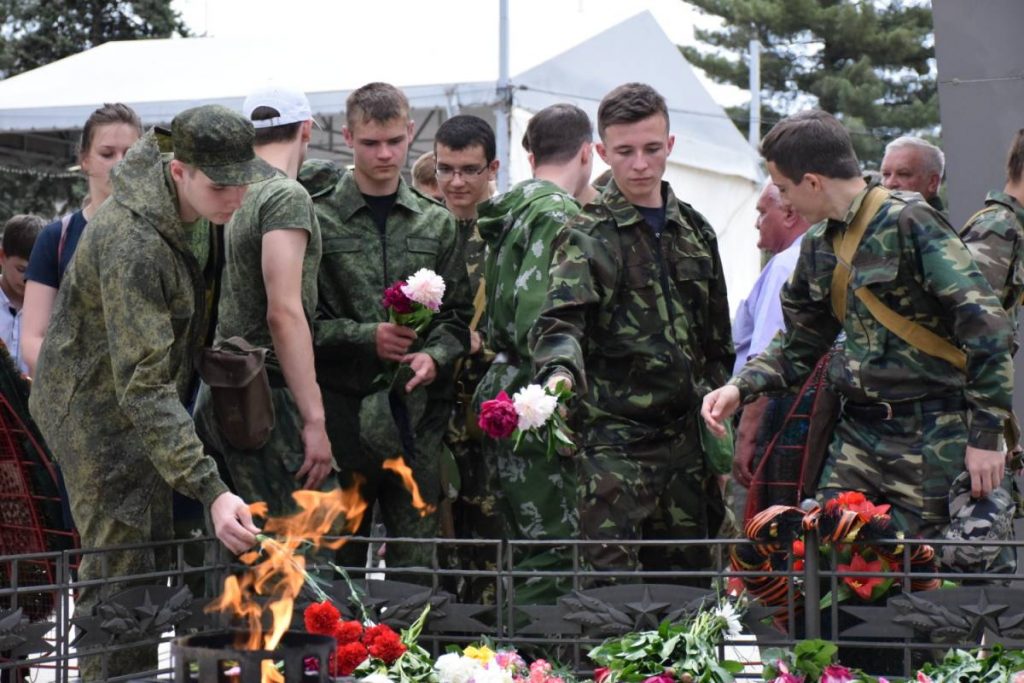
[597,83,668,138]
[250,105,303,145]
[79,103,142,158]
[346,82,409,127]
[1,214,44,260]
[435,115,496,163]
[1007,129,1024,184]
[760,110,861,183]
[522,104,592,166]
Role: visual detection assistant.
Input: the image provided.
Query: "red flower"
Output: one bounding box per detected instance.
[334,620,364,645]
[478,391,519,439]
[846,499,891,524]
[382,281,414,314]
[368,630,407,664]
[361,623,398,647]
[333,641,369,676]
[304,600,340,636]
[838,552,884,600]
[792,539,805,558]
[835,491,867,507]
[595,667,611,683]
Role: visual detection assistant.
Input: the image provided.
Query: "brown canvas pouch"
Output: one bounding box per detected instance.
[197,336,275,450]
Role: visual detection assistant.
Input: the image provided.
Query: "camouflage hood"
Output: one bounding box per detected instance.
[476,179,565,247]
[298,158,344,200]
[109,128,189,253]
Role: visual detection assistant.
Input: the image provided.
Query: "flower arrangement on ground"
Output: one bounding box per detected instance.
[731,492,941,624]
[761,639,889,682]
[587,596,745,683]
[302,599,436,682]
[382,268,446,333]
[435,643,570,683]
[478,381,573,458]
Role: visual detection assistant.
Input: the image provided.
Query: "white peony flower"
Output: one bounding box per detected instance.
[714,601,744,639]
[401,268,446,311]
[436,653,483,683]
[361,674,396,683]
[512,384,558,431]
[474,664,514,683]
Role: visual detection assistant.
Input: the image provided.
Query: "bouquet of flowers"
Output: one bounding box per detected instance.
[587,596,745,683]
[477,382,573,458]
[731,491,941,623]
[435,643,569,683]
[382,268,446,334]
[761,639,889,683]
[914,645,1024,683]
[302,599,436,682]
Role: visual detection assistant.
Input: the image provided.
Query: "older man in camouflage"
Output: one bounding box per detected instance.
[474,103,595,601]
[29,105,268,679]
[530,84,732,581]
[301,82,472,571]
[703,111,1014,562]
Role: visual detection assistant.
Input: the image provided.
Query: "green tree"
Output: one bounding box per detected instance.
[681,0,937,165]
[0,0,188,218]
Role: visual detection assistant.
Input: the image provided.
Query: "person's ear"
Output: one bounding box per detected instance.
[487,159,499,181]
[342,125,354,148]
[596,142,608,164]
[666,134,675,156]
[301,119,313,143]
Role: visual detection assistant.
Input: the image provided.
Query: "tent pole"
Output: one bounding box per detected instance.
[496,0,511,192]
[748,38,761,148]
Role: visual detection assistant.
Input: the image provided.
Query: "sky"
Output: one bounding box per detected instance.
[169,0,748,108]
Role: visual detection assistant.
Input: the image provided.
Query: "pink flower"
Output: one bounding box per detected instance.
[382,281,414,314]
[772,675,804,683]
[821,664,855,683]
[478,391,519,439]
[594,667,610,683]
[641,675,674,683]
[401,268,445,311]
[916,674,933,683]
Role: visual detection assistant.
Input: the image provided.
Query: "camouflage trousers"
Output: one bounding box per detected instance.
[817,408,1016,574]
[67,475,174,680]
[323,388,443,575]
[194,383,341,519]
[491,432,578,604]
[577,422,724,585]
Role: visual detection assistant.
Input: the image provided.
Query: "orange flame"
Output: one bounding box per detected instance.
[206,478,368,682]
[383,456,436,516]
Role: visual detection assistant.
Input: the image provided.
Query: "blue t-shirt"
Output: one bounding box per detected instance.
[25,210,88,288]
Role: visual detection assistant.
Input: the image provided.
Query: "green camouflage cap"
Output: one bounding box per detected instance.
[940,470,1015,572]
[171,104,276,185]
[298,158,342,199]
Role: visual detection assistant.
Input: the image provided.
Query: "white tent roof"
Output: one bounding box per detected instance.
[0,12,759,182]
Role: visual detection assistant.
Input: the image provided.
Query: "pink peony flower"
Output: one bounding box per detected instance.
[916,674,934,683]
[478,391,519,439]
[401,268,445,311]
[821,664,855,683]
[641,675,674,683]
[594,667,610,683]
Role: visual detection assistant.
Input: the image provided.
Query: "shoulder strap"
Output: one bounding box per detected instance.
[56,213,73,278]
[830,186,889,321]
[469,279,487,332]
[830,186,966,371]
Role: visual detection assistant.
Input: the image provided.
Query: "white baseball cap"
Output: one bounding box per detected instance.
[243,85,319,129]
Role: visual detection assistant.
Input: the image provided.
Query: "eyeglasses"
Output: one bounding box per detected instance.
[435,164,488,180]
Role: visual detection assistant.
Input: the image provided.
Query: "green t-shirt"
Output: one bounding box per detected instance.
[215,173,321,358]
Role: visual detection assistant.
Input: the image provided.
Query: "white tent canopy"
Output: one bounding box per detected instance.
[0,10,763,314]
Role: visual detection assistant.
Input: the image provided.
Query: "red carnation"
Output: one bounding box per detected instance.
[304,600,340,636]
[361,623,398,648]
[332,641,369,676]
[478,390,519,439]
[334,620,364,645]
[382,281,414,314]
[368,630,407,664]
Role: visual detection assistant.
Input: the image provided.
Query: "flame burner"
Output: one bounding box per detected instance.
[173,630,336,682]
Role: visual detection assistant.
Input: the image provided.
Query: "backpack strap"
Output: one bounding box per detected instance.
[469,279,486,332]
[830,186,967,371]
[56,213,73,279]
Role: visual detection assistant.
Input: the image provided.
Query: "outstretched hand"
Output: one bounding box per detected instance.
[210,492,260,554]
[701,385,741,437]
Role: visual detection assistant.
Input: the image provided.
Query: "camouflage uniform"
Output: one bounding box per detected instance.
[194,171,340,518]
[731,181,1014,546]
[952,190,1024,573]
[444,216,504,602]
[473,179,581,602]
[530,180,732,579]
[300,162,472,570]
[29,129,235,680]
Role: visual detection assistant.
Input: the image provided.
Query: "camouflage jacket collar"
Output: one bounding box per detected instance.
[602,179,687,231]
[109,129,189,253]
[333,170,424,222]
[985,190,1024,226]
